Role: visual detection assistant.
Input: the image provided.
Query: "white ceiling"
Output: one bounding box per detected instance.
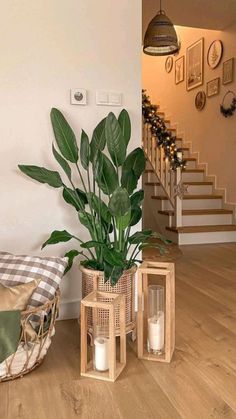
[143,0,236,37]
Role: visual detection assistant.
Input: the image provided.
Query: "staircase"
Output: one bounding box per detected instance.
[142,112,236,245]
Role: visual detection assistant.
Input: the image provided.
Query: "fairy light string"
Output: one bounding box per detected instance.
[142,90,187,170]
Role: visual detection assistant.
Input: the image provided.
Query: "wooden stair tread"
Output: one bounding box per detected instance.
[183,194,222,200]
[183,181,213,185]
[152,194,222,200]
[185,158,196,161]
[145,182,160,186]
[182,169,204,173]
[167,225,236,233]
[159,209,233,216]
[145,181,213,186]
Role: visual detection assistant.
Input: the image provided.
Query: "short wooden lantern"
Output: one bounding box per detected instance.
[80,290,126,382]
[137,261,175,363]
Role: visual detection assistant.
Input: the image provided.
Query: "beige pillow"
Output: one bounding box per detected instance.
[0,280,39,311]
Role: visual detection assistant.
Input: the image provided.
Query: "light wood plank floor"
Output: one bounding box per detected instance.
[1,243,236,419]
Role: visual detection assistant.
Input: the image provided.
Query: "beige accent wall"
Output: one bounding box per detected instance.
[0,0,142,318]
[142,24,236,204]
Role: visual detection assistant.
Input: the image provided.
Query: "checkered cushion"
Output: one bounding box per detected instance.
[0,252,68,309]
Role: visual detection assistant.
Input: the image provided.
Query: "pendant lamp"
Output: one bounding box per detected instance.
[143,0,179,56]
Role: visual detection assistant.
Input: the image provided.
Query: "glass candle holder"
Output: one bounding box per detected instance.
[147,285,165,355]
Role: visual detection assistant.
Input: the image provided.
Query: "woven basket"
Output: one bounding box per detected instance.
[0,290,60,382]
[80,265,136,338]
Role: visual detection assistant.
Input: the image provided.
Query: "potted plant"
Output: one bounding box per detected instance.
[19,108,167,336]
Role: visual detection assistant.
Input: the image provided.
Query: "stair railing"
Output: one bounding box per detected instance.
[142,122,182,228]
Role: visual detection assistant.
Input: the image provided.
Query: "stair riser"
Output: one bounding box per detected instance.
[182,172,204,182]
[146,183,213,196]
[178,231,236,245]
[185,160,197,169]
[185,184,213,195]
[182,214,232,226]
[162,198,222,211]
[183,199,222,210]
[183,149,190,158]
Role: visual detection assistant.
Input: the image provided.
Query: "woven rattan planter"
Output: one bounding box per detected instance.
[0,291,60,382]
[80,265,136,339]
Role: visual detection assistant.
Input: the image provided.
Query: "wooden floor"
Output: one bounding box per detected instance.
[1,243,236,419]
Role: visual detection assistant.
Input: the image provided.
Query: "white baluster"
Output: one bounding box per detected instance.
[175,168,182,227]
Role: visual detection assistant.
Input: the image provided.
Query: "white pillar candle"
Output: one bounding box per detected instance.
[148,311,165,352]
[94,337,109,371]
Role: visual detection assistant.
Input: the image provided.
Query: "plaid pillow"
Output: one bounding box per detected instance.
[0,252,68,309]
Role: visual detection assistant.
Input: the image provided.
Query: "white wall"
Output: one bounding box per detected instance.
[143,24,236,206]
[0,0,142,318]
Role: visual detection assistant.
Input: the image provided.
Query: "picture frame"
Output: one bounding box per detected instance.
[223,58,234,85]
[207,40,223,69]
[186,38,204,91]
[206,77,220,98]
[165,56,173,73]
[175,56,185,84]
[195,91,206,110]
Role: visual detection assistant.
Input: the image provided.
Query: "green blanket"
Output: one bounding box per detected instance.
[0,311,21,363]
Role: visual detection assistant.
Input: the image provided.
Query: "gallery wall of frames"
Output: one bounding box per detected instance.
[165,38,235,117]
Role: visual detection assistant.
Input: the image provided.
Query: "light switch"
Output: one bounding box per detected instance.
[109,92,122,106]
[70,88,87,105]
[96,91,109,105]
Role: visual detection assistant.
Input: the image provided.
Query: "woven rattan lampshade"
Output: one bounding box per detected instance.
[143,9,179,56]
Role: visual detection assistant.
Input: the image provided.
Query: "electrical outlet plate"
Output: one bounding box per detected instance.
[70,88,87,105]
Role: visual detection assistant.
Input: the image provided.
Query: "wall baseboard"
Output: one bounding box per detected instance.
[58,299,80,320]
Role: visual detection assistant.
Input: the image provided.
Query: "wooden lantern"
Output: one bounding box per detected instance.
[80,290,126,382]
[137,261,175,363]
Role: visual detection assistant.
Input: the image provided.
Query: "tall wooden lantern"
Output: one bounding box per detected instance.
[137,261,175,363]
[80,291,126,382]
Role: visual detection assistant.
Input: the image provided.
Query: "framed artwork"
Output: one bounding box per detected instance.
[207,77,220,97]
[165,56,173,73]
[195,91,206,110]
[207,40,223,69]
[175,56,185,84]
[223,58,234,85]
[186,38,204,91]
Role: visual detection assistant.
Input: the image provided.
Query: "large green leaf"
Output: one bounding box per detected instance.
[52,144,72,180]
[64,249,81,274]
[105,112,126,167]
[116,210,131,230]
[42,230,74,249]
[90,117,106,162]
[130,190,144,207]
[103,247,124,267]
[50,108,78,163]
[118,109,131,146]
[109,187,131,217]
[81,241,104,249]
[87,192,111,224]
[63,187,85,211]
[80,130,90,170]
[78,211,97,238]
[121,168,138,195]
[110,266,124,287]
[122,147,146,178]
[94,151,118,195]
[129,206,142,226]
[19,165,63,188]
[76,189,88,206]
[128,230,152,244]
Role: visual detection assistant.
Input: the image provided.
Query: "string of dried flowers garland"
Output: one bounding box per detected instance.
[220,90,236,118]
[142,90,186,170]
